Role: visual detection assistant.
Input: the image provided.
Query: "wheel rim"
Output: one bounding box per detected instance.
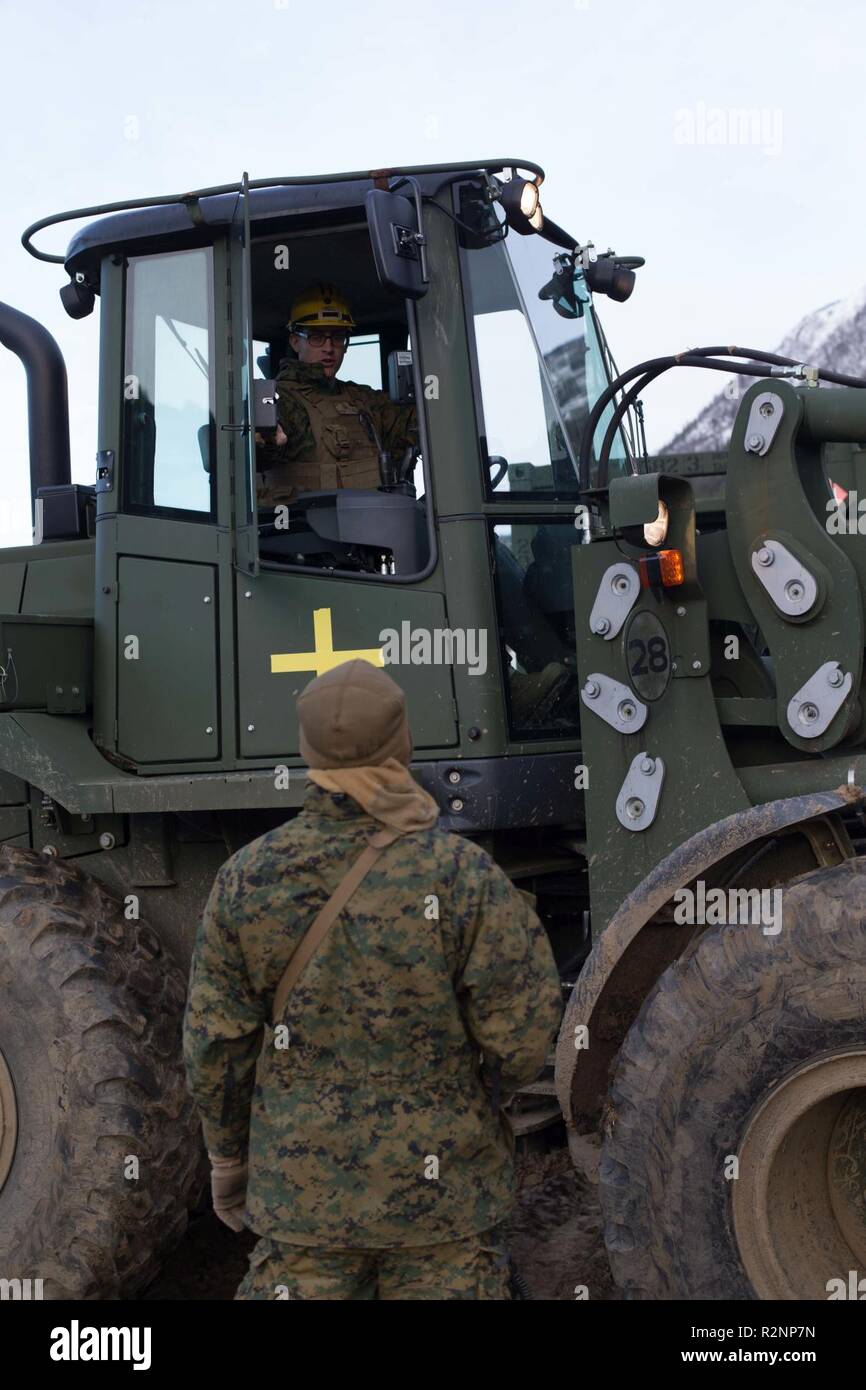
[0,1046,18,1195]
[732,1050,866,1299]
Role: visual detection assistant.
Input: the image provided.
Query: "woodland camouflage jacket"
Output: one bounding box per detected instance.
[182,785,561,1248]
[256,358,417,503]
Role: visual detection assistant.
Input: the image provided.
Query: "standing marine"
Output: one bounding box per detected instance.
[182,659,561,1299]
[256,283,417,505]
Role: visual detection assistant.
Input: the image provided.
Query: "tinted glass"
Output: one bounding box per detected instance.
[123,248,214,516]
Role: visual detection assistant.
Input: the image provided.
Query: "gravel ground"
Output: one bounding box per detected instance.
[141,1139,616,1301]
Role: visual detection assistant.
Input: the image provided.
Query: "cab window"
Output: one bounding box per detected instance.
[462,232,629,495]
[492,520,581,738]
[122,247,215,519]
[248,224,429,577]
[341,334,383,390]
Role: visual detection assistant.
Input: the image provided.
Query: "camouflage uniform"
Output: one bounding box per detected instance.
[182,783,561,1299]
[236,1229,511,1301]
[256,358,417,506]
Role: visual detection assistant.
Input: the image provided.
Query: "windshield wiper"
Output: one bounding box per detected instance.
[159,315,209,381]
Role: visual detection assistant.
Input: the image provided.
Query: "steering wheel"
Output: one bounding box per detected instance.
[488,455,508,489]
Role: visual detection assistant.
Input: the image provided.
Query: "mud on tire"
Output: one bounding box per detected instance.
[0,846,203,1298]
[599,858,866,1300]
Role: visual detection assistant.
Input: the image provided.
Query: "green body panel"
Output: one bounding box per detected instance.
[0,616,91,713]
[0,809,28,841]
[572,483,750,930]
[0,714,121,813]
[725,382,864,753]
[0,542,93,616]
[22,548,93,615]
[695,529,755,626]
[0,562,25,612]
[437,520,508,752]
[117,557,219,763]
[737,752,866,800]
[573,391,866,926]
[235,571,458,756]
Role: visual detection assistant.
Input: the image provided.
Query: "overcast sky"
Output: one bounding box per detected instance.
[1,0,865,544]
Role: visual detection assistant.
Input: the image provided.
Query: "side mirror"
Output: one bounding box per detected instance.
[365,189,428,300]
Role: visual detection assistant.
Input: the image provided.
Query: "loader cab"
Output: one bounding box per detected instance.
[114,206,432,582]
[61,165,630,579]
[48,162,635,772]
[55,172,457,767]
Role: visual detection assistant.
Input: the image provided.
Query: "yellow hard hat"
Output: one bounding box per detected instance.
[288,283,356,331]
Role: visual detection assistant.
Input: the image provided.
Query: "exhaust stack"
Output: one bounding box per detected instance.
[0,301,71,507]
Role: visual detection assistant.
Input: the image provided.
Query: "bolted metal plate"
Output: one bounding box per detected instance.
[615,751,666,831]
[580,672,647,734]
[787,661,852,738]
[750,538,818,618]
[743,391,784,456]
[588,562,640,641]
[624,610,672,702]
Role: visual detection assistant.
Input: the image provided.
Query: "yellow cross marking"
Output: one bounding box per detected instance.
[270,607,384,677]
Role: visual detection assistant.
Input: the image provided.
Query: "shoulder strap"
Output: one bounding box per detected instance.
[271,826,402,1025]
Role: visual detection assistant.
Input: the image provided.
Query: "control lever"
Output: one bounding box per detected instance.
[358,411,393,488]
[398,446,416,486]
[358,412,417,493]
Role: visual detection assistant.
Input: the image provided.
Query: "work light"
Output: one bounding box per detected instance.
[500,177,544,235]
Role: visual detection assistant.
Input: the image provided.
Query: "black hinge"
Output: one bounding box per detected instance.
[95,450,114,493]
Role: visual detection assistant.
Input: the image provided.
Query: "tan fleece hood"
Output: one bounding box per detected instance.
[297,660,439,833]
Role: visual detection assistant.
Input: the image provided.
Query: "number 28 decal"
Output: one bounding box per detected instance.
[624,611,672,702]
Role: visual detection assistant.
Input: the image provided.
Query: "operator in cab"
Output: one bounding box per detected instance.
[256,283,417,507]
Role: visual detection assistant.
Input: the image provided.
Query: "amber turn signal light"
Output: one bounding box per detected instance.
[639,549,685,589]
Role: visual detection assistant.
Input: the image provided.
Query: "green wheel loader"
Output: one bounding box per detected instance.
[0,159,864,1299]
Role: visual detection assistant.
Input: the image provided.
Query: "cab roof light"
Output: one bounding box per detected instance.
[500,176,544,235]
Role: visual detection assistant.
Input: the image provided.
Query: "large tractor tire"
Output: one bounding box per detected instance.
[0,846,203,1298]
[599,858,866,1299]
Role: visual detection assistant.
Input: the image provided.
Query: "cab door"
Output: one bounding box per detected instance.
[114,244,221,766]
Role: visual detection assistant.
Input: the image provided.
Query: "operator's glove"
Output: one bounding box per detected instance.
[208,1152,248,1232]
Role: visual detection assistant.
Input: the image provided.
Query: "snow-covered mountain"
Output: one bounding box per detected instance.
[663,285,866,453]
